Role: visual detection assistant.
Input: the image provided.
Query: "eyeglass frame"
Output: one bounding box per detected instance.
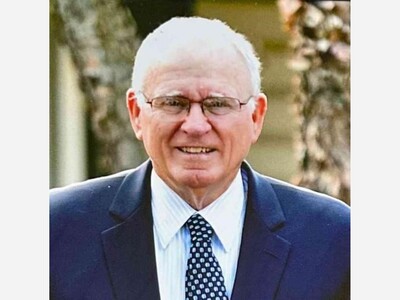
[137,91,255,117]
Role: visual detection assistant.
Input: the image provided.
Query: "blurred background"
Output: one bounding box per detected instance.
[50,0,350,204]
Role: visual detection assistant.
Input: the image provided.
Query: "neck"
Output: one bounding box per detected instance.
[159,171,239,211]
[176,187,226,210]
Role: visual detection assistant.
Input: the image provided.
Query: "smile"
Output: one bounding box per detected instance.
[179,147,215,154]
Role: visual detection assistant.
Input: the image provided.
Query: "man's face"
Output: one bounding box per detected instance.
[127,50,267,196]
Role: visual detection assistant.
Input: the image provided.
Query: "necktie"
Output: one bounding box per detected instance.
[185,213,229,300]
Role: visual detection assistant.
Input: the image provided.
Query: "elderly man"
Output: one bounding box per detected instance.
[50,17,350,300]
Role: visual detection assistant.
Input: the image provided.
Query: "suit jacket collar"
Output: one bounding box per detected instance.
[231,162,291,299]
[102,160,161,300]
[241,161,286,230]
[108,160,153,220]
[102,160,291,300]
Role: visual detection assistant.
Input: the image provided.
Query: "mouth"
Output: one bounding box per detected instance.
[178,146,215,154]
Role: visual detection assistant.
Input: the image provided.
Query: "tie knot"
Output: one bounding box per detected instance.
[186,214,214,242]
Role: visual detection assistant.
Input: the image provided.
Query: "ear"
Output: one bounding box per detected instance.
[126,88,143,140]
[251,92,268,144]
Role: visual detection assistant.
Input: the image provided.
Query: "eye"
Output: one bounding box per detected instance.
[204,97,237,109]
[161,96,188,108]
[204,97,230,108]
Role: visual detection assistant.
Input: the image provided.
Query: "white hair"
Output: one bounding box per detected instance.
[131,17,262,107]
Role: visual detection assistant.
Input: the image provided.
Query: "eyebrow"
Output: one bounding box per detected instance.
[208,92,226,97]
[156,91,229,99]
[157,90,183,97]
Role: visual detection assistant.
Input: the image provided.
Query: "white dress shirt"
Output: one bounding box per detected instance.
[151,169,247,300]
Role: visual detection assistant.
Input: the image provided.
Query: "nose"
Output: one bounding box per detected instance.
[180,103,212,135]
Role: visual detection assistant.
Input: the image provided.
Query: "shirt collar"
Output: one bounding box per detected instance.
[151,170,246,252]
[151,170,195,249]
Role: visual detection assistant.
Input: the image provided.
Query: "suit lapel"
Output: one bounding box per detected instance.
[231,163,291,300]
[101,161,161,300]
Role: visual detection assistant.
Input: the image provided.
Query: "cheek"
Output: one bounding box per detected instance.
[140,118,160,153]
[141,119,177,154]
[237,119,256,145]
[219,120,254,156]
[233,133,253,156]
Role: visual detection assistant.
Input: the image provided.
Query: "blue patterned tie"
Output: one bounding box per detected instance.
[185,213,229,300]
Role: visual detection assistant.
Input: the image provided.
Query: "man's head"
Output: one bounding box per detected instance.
[131,17,263,104]
[126,17,267,206]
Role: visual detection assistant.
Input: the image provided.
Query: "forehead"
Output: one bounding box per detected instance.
[143,46,252,98]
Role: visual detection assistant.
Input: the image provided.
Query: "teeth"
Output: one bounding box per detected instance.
[181,147,212,154]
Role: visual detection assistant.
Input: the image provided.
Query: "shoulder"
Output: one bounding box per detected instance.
[246,164,350,227]
[50,169,131,213]
[243,163,350,296]
[268,175,349,213]
[49,170,135,236]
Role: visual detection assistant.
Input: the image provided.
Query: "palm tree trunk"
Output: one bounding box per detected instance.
[52,0,146,176]
[277,0,351,204]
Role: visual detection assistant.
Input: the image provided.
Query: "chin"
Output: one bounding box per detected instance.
[175,169,219,188]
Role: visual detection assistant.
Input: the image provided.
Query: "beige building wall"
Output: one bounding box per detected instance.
[50,44,88,188]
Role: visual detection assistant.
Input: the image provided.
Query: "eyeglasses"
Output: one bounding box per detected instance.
[139,92,254,117]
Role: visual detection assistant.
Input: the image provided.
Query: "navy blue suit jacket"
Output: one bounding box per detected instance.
[50,160,350,300]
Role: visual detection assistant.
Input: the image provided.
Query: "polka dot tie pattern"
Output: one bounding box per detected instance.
[185,213,229,300]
